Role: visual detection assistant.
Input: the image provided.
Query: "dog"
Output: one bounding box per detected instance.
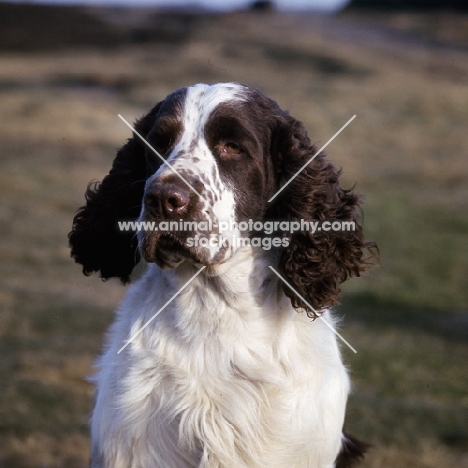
[69,83,373,467]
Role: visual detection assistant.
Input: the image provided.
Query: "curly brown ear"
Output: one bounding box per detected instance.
[274,115,376,317]
[68,103,162,282]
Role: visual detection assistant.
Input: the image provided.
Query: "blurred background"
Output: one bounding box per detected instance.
[0,0,467,466]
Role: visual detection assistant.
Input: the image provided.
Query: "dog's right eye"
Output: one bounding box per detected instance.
[150,131,173,157]
[149,118,181,157]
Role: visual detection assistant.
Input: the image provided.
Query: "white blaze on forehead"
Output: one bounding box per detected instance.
[183,84,245,261]
[182,82,246,139]
[180,81,245,197]
[161,83,246,170]
[150,83,247,262]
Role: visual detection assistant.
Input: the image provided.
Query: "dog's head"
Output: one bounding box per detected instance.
[69,83,374,315]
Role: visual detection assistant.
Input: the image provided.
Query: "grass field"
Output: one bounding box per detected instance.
[0,3,467,467]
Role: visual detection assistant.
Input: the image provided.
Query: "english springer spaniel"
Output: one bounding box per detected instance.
[69,83,373,468]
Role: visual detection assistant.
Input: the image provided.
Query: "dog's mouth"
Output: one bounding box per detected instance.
[140,230,233,270]
[141,233,197,269]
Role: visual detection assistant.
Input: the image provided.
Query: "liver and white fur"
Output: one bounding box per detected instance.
[69,83,372,468]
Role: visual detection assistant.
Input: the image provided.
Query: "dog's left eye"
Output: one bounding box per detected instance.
[223,142,242,156]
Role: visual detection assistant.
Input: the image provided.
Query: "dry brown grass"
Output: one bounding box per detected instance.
[0,6,467,467]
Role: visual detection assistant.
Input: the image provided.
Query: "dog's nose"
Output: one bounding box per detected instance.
[145,183,191,218]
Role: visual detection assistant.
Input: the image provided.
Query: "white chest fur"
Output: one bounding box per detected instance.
[90,247,349,468]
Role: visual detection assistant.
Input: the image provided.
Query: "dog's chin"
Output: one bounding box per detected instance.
[154,248,187,270]
[141,234,205,270]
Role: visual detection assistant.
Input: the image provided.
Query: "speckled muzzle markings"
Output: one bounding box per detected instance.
[122,83,248,269]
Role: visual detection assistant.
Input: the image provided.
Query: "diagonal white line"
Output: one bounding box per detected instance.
[118,114,206,201]
[117,266,206,354]
[268,115,356,203]
[268,266,357,353]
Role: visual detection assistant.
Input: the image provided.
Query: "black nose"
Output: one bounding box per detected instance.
[144,183,191,219]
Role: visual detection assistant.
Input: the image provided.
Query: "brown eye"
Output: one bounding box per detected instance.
[224,141,242,156]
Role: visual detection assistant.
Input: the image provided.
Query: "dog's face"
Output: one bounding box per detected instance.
[139,83,277,269]
[69,82,373,314]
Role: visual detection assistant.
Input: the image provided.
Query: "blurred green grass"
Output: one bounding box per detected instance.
[0,4,467,467]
